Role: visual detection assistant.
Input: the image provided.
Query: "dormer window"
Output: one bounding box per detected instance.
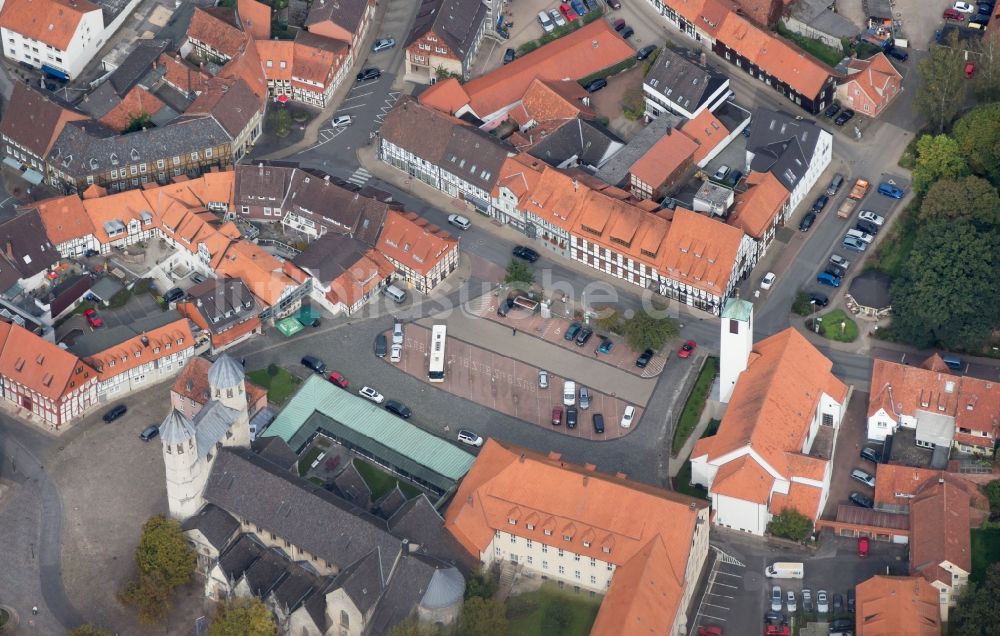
[583,541,591,548]
[526,524,535,530]
[602,546,611,554]
[544,529,552,536]
[563,534,572,542]
[508,518,516,525]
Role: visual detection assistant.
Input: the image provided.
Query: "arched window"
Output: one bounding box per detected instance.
[340,611,349,628]
[226,388,233,398]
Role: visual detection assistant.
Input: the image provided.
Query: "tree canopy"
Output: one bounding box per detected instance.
[915,34,968,133]
[950,563,1000,635]
[622,310,679,352]
[68,626,113,636]
[952,103,1000,185]
[912,134,969,197]
[919,176,1000,228]
[387,618,439,636]
[458,597,508,636]
[971,30,1000,102]
[208,597,277,636]
[504,259,534,286]
[135,515,197,589]
[767,507,813,542]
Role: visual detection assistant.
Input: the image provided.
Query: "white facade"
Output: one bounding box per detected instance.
[719,299,753,404]
[484,529,618,591]
[644,79,731,121]
[1,6,104,80]
[867,407,916,442]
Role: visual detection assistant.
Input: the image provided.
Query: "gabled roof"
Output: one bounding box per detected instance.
[711,455,774,504]
[416,78,471,115]
[0,322,92,402]
[745,108,824,192]
[692,328,847,482]
[842,53,902,105]
[0,209,60,278]
[181,503,241,551]
[680,108,731,165]
[377,210,457,277]
[910,479,972,581]
[237,0,271,40]
[643,46,729,114]
[628,127,699,188]
[235,163,295,208]
[187,78,262,138]
[658,208,744,296]
[404,0,487,62]
[96,86,167,133]
[519,78,592,122]
[525,118,624,170]
[188,7,248,60]
[856,575,941,635]
[291,31,347,85]
[304,0,371,38]
[181,277,259,336]
[157,53,212,96]
[31,195,97,245]
[491,154,544,201]
[728,170,790,238]
[0,84,89,159]
[79,314,193,382]
[0,0,100,51]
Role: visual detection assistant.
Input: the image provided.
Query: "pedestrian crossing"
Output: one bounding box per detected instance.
[347,167,372,188]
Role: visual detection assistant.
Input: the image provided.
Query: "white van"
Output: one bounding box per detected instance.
[384,284,407,303]
[846,228,873,244]
[765,562,804,579]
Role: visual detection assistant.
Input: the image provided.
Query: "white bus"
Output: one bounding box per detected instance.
[428,324,446,382]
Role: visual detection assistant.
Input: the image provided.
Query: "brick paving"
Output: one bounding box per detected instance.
[385,324,642,441]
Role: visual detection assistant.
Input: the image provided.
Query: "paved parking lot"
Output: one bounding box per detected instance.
[385,324,641,440]
[823,391,876,519]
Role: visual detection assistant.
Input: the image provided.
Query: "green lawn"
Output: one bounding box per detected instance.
[506,585,602,636]
[873,206,916,278]
[298,446,324,477]
[247,367,303,404]
[812,309,859,342]
[776,22,845,67]
[970,528,1000,582]
[671,357,720,451]
[353,458,422,500]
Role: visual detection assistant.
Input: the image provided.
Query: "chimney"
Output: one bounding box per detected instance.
[324,175,330,181]
[615,472,627,480]
[519,454,526,463]
[572,179,578,192]
[140,335,149,347]
[583,475,589,486]
[547,451,561,461]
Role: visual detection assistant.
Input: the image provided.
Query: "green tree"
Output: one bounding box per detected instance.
[208,597,277,636]
[504,259,534,286]
[622,310,679,352]
[388,618,438,636]
[134,515,197,589]
[270,108,291,137]
[68,626,113,636]
[919,176,1000,228]
[890,219,1000,350]
[952,103,1000,185]
[464,566,497,600]
[971,30,1000,102]
[915,34,968,133]
[950,563,1000,635]
[118,569,172,624]
[541,602,573,633]
[912,134,969,197]
[457,597,508,636]
[123,113,153,134]
[767,507,814,541]
[984,479,1000,512]
[593,306,625,335]
[791,291,813,316]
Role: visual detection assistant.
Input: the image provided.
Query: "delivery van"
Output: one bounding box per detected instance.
[765,562,804,579]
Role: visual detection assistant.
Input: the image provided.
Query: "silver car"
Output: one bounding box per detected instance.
[817,589,829,614]
[579,386,591,409]
[549,8,567,26]
[392,322,404,345]
[786,590,797,612]
[829,254,851,269]
[771,585,782,611]
[851,467,876,488]
[372,38,396,52]
[538,370,549,389]
[858,209,885,226]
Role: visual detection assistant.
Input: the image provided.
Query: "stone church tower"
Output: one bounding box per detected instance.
[160,355,251,519]
[719,298,754,404]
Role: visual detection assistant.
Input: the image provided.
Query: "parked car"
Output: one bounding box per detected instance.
[163,287,184,303]
[103,404,127,423]
[856,219,880,235]
[697,627,723,636]
[574,326,594,346]
[823,102,841,118]
[678,340,697,358]
[549,8,567,26]
[372,38,396,52]
[849,491,874,508]
[887,47,909,62]
[825,264,846,278]
[877,182,904,198]
[801,589,813,612]
[834,109,855,125]
[816,271,841,287]
[593,412,605,433]
[829,254,851,269]
[597,338,613,354]
[857,537,870,558]
[636,45,656,60]
[457,429,484,447]
[566,406,578,429]
[606,0,621,8]
[559,2,578,21]
[621,26,635,40]
[503,48,516,64]
[579,386,591,409]
[833,593,844,614]
[328,372,349,388]
[943,7,967,20]
[613,18,626,31]
[635,348,654,368]
[831,618,853,632]
[786,590,796,613]
[584,78,607,92]
[842,236,867,252]
[385,400,412,418]
[620,405,635,428]
[189,272,206,284]
[760,272,776,290]
[537,10,555,32]
[512,245,540,262]
[563,380,576,406]
[713,165,731,181]
[392,322,404,344]
[497,299,511,317]
[851,468,876,488]
[359,386,384,403]
[954,1,975,12]
[390,343,402,363]
[447,214,471,230]
[84,308,103,328]
[84,248,100,257]
[727,169,743,186]
[374,333,387,357]
[565,322,582,341]
[771,586,783,612]
[816,589,829,614]
[809,292,829,307]
[812,194,829,212]
[139,424,159,441]
[847,589,856,612]
[538,370,549,389]
[552,406,563,426]
[860,446,881,463]
[847,228,874,243]
[301,355,326,374]
[357,68,381,81]
[858,210,885,225]
[799,211,816,231]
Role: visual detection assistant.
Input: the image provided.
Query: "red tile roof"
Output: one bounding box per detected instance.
[33,195,95,245]
[83,318,194,382]
[728,171,789,239]
[0,321,92,402]
[910,479,972,581]
[377,210,458,277]
[158,53,212,95]
[769,482,823,519]
[629,128,699,189]
[711,455,774,504]
[0,0,99,51]
[681,108,730,165]
[658,208,745,297]
[97,86,167,133]
[416,78,471,116]
[856,575,941,635]
[237,0,271,40]
[188,7,248,60]
[839,53,902,116]
[326,249,395,308]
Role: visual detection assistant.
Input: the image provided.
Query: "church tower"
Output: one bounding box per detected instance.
[719,298,754,404]
[161,409,206,519]
[207,354,251,449]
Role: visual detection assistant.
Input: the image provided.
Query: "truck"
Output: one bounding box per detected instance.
[837,178,870,218]
[764,562,804,579]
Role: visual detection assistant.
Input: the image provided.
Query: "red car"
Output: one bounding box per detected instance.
[559,2,578,20]
[328,372,349,388]
[943,8,965,20]
[966,62,975,77]
[678,340,697,358]
[84,308,103,328]
[698,627,724,636]
[552,406,563,426]
[858,536,870,557]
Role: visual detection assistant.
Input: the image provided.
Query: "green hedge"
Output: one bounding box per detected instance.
[671,357,719,450]
[578,57,638,88]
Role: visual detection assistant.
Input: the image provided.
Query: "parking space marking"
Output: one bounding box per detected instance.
[336,103,369,112]
[343,90,375,101]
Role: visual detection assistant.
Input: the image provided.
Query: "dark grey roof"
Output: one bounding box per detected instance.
[243,547,292,597]
[218,533,266,580]
[181,503,240,550]
[204,448,402,576]
[595,114,685,188]
[235,163,295,208]
[188,79,261,138]
[387,495,468,565]
[293,234,371,284]
[48,116,231,179]
[305,0,370,34]
[78,83,122,119]
[374,486,409,519]
[334,549,387,615]
[270,566,323,614]
[527,118,625,170]
[440,124,510,191]
[192,400,242,458]
[108,40,171,97]
[366,555,441,636]
[790,0,858,39]
[405,0,489,64]
[69,309,185,358]
[0,84,84,159]
[283,170,389,244]
[251,435,298,472]
[186,277,259,335]
[89,276,124,302]
[745,109,823,192]
[644,47,729,114]
[848,270,892,309]
[0,210,59,278]
[250,406,277,441]
[420,566,465,609]
[331,462,372,509]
